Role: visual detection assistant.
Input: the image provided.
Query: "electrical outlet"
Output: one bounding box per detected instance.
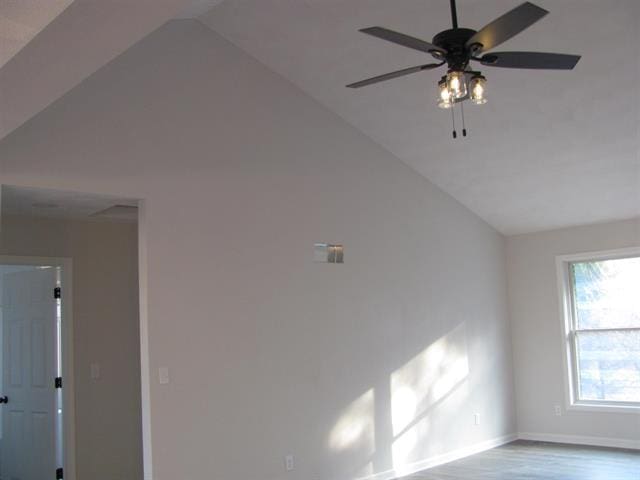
[474,413,480,426]
[285,454,294,471]
[554,405,562,416]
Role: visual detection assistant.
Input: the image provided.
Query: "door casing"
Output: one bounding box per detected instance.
[0,255,75,480]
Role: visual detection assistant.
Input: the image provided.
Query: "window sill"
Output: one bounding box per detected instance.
[567,402,640,414]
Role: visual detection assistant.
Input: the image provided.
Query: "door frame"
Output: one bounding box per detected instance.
[0,255,75,480]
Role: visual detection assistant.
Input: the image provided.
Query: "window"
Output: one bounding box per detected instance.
[558,250,640,410]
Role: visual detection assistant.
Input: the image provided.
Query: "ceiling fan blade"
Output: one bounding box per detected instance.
[346,63,443,88]
[480,52,581,69]
[360,27,446,56]
[466,2,548,53]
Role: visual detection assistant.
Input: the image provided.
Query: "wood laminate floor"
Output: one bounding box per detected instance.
[404,440,639,480]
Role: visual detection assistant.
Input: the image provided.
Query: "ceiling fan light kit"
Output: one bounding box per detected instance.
[347,1,580,139]
[469,75,487,105]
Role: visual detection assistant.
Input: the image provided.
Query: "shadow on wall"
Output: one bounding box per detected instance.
[329,324,470,480]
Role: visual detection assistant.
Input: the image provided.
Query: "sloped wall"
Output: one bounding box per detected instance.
[0,21,514,480]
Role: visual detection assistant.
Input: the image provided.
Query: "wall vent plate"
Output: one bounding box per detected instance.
[314,243,344,263]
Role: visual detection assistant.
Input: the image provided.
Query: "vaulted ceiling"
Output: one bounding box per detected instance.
[0,0,198,140]
[1,0,638,234]
[0,0,74,69]
[197,0,640,234]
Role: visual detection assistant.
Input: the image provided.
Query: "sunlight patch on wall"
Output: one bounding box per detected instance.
[390,324,469,469]
[391,421,422,471]
[353,460,374,479]
[329,389,375,453]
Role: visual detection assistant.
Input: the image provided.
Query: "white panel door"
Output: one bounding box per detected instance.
[1,268,58,480]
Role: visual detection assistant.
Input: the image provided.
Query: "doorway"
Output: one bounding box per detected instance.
[0,257,74,480]
[0,184,142,480]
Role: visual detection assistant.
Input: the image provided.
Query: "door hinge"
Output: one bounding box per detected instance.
[55,377,62,389]
[56,467,63,479]
[54,287,61,299]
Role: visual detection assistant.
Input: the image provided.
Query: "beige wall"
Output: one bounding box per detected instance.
[507,218,640,446]
[0,215,142,480]
[0,21,516,480]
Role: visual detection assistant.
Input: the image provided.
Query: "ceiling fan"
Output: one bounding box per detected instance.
[346,1,581,137]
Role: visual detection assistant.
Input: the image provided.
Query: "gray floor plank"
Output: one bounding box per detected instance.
[404,440,639,480]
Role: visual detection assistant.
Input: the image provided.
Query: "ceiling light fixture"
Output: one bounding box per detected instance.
[347,0,581,139]
[437,77,453,109]
[469,74,487,105]
[446,70,467,100]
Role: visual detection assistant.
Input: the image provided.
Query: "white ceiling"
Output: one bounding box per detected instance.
[0,0,637,234]
[1,185,138,222]
[0,0,74,69]
[0,0,198,140]
[176,0,226,19]
[198,0,640,234]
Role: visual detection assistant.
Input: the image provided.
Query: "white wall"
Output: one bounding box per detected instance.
[507,218,640,446]
[0,21,515,480]
[0,215,142,480]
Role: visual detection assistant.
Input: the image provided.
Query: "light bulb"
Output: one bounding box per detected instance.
[446,71,467,99]
[470,75,487,105]
[437,77,453,109]
[440,85,451,102]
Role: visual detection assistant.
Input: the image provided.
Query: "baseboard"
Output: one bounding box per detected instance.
[518,432,640,450]
[356,433,518,480]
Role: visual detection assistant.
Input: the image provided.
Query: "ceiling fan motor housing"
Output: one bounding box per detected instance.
[347,2,581,90]
[432,28,477,69]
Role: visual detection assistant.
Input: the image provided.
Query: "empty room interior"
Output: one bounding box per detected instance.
[0,1,638,480]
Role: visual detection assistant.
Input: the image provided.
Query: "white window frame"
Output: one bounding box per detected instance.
[556,246,640,414]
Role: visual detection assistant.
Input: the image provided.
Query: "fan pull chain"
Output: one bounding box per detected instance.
[451,104,457,139]
[460,103,467,137]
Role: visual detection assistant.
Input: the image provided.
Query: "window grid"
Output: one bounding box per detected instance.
[565,256,640,409]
